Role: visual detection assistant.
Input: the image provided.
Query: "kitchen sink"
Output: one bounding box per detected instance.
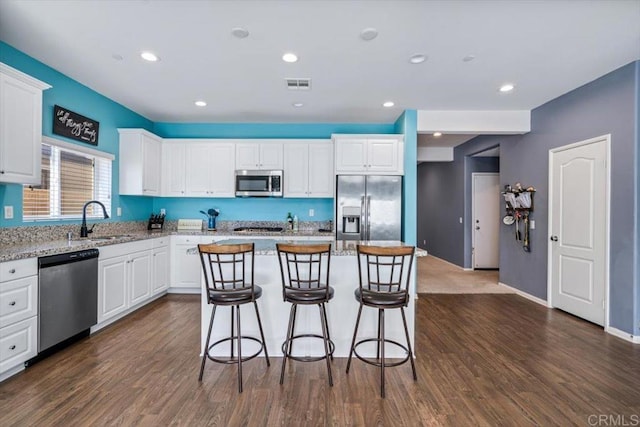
[75,234,134,242]
[233,227,284,233]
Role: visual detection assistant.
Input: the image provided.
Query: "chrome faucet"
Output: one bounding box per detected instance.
[80,200,109,238]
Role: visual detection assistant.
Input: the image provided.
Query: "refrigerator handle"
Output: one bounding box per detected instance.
[366,195,371,240]
[360,196,366,240]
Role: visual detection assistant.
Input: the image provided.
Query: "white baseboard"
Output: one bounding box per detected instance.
[0,364,25,383]
[167,287,201,294]
[92,292,167,333]
[606,326,639,344]
[498,282,549,307]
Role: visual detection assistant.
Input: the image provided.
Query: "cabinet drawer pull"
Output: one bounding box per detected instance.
[9,345,16,350]
[9,301,16,306]
[9,268,16,274]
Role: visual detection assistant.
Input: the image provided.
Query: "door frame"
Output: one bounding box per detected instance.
[547,134,611,328]
[471,172,500,270]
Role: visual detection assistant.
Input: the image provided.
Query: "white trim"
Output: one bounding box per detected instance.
[42,135,115,160]
[499,281,549,307]
[606,326,640,344]
[0,363,25,383]
[0,62,51,90]
[417,110,530,134]
[91,292,166,333]
[547,135,611,329]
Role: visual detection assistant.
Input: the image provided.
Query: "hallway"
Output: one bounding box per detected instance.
[417,255,512,294]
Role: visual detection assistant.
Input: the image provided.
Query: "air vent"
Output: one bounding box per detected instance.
[285,78,311,90]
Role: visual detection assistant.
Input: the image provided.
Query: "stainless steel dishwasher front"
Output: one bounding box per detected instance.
[37,248,99,353]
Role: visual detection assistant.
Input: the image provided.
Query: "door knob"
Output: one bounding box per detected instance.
[550,235,558,241]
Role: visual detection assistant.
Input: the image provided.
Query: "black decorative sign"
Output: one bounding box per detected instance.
[53,105,99,145]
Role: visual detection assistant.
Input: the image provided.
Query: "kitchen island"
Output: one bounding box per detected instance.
[200,239,426,358]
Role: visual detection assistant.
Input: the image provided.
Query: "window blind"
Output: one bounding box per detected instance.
[23,142,112,221]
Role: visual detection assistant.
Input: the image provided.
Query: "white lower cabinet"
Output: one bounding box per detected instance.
[97,239,165,328]
[0,257,38,380]
[170,235,221,293]
[152,238,169,295]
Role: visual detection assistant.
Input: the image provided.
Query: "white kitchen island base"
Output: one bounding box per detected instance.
[200,241,419,359]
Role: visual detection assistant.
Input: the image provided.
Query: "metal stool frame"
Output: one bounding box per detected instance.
[198,242,270,393]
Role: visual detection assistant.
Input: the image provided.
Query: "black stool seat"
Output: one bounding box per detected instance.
[209,285,263,305]
[285,285,334,303]
[276,243,334,386]
[346,244,417,398]
[355,288,407,308]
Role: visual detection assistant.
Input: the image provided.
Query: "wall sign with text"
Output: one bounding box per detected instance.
[53,105,99,145]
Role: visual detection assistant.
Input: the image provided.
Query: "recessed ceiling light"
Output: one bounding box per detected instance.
[409,54,427,64]
[382,101,394,108]
[195,100,207,107]
[499,83,515,93]
[231,27,249,38]
[282,53,298,63]
[462,55,476,62]
[292,102,304,108]
[140,51,159,62]
[360,28,378,41]
[433,132,443,137]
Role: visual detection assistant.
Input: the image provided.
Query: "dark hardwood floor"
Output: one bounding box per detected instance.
[1,294,638,426]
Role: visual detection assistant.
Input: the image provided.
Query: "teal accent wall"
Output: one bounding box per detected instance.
[0,41,154,227]
[154,123,394,139]
[395,110,417,245]
[152,197,334,222]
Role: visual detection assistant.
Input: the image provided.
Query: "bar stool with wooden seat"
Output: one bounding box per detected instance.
[198,242,270,393]
[346,244,417,398]
[276,243,334,386]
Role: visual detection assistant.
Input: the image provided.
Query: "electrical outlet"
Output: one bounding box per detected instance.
[116,207,122,217]
[423,239,426,245]
[309,209,314,217]
[530,220,535,229]
[459,217,463,224]
[160,208,166,215]
[4,205,13,219]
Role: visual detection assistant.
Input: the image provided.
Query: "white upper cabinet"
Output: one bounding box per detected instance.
[235,141,283,170]
[284,140,333,198]
[161,142,186,196]
[0,63,51,185]
[184,141,235,197]
[118,129,162,196]
[333,134,404,175]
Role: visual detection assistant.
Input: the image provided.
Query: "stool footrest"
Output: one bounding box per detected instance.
[281,333,335,362]
[353,337,411,368]
[206,335,265,364]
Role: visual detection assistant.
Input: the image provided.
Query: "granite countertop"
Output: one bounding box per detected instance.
[0,228,334,262]
[214,238,428,257]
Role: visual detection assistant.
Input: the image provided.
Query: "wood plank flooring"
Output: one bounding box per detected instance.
[1,294,639,426]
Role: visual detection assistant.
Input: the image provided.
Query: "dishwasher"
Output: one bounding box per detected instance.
[34,248,99,360]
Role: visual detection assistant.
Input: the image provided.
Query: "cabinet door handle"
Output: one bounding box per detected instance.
[8,268,16,274]
[0,170,4,174]
[9,301,16,306]
[9,345,16,350]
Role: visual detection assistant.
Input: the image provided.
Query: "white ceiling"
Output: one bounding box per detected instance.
[0,0,638,124]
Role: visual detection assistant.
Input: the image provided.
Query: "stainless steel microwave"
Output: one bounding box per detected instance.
[235,170,283,197]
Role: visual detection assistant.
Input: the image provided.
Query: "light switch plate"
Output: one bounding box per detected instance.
[309,209,314,217]
[116,207,122,216]
[4,205,13,219]
[530,220,535,229]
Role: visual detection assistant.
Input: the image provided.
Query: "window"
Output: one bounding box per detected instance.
[23,138,112,221]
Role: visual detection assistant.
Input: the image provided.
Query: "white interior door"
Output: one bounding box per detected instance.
[472,173,500,269]
[549,136,608,326]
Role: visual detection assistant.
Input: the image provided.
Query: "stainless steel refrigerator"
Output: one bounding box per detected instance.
[336,175,402,241]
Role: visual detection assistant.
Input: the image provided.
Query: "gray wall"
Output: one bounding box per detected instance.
[417,138,501,264]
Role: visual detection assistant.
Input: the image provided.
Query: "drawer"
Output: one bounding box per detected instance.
[0,276,38,327]
[0,258,37,282]
[0,316,37,373]
[172,235,202,245]
[153,237,169,248]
